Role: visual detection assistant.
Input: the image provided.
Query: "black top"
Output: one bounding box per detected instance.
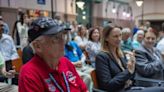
[22,45,34,64]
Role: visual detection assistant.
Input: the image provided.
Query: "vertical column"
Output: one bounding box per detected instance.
[51,0,54,19]
[88,0,93,27]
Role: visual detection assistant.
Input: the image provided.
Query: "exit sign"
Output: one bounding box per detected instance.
[37,0,46,5]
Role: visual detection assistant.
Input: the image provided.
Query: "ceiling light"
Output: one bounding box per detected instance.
[136,0,143,7]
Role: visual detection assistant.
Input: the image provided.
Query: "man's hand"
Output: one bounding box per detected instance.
[72,61,82,68]
[4,66,16,78]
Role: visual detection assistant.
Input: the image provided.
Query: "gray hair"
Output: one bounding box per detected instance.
[122,28,131,34]
[29,43,35,54]
[29,36,46,54]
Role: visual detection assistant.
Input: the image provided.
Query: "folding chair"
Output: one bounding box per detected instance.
[90,69,107,92]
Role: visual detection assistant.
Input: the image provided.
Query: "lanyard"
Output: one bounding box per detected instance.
[49,72,70,92]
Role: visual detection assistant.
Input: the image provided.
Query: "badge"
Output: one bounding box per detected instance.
[66,71,76,84]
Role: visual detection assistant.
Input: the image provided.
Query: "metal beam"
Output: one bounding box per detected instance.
[108,0,129,5]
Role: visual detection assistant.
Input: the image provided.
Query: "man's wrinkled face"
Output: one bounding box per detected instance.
[40,32,66,59]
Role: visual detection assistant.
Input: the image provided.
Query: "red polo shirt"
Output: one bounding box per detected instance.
[19,55,88,92]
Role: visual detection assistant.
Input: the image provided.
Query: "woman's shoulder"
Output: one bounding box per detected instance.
[96,51,112,59]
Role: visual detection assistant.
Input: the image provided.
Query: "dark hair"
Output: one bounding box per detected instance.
[88,27,100,41]
[77,25,87,37]
[0,16,2,20]
[145,27,158,37]
[65,44,73,51]
[19,13,25,25]
[101,25,124,58]
[101,25,114,50]
[103,26,114,39]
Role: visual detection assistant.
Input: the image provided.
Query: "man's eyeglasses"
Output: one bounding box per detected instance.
[48,33,67,41]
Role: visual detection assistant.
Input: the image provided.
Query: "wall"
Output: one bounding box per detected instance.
[0,0,77,30]
[93,0,164,27]
[129,0,164,26]
[0,0,76,14]
[0,7,17,34]
[93,0,134,28]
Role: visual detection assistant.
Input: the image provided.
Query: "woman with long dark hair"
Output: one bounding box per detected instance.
[85,27,101,67]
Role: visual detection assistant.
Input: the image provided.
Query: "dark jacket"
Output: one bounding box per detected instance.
[135,45,164,84]
[22,45,34,64]
[95,51,133,92]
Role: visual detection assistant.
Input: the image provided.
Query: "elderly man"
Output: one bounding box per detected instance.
[19,17,88,92]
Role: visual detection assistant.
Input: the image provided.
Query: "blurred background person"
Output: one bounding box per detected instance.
[12,12,29,49]
[134,28,164,87]
[121,28,133,53]
[70,21,78,40]
[0,18,18,85]
[0,52,17,92]
[64,30,93,91]
[132,30,144,49]
[74,25,88,51]
[156,23,164,58]
[85,27,101,68]
[22,29,34,64]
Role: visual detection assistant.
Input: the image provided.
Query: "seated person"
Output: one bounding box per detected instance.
[156,25,164,59]
[156,37,164,59]
[64,31,93,91]
[96,26,135,92]
[19,17,88,92]
[135,28,164,86]
[0,19,19,84]
[74,25,88,51]
[121,28,133,52]
[132,30,144,49]
[22,30,34,64]
[0,52,17,92]
[85,27,101,68]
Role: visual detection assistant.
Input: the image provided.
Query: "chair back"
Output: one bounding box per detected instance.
[12,48,23,73]
[90,69,98,88]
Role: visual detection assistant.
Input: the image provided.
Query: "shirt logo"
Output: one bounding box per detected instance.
[66,71,76,84]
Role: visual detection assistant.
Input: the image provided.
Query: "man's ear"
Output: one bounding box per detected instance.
[32,41,42,53]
